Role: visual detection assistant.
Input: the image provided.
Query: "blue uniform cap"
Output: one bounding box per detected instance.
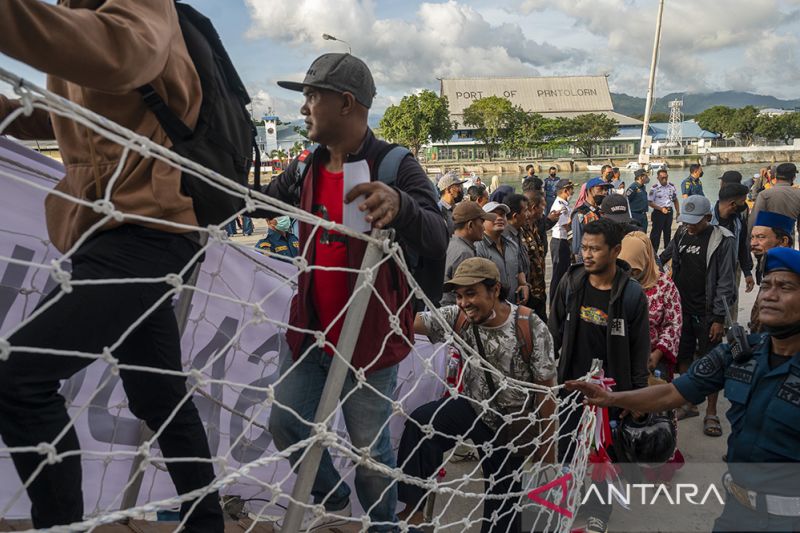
[754,211,795,236]
[764,247,800,275]
[586,177,613,190]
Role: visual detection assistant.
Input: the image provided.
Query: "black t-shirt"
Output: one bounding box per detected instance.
[675,226,712,315]
[569,282,611,379]
[770,352,792,370]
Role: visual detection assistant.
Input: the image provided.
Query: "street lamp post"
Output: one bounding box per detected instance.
[322,33,352,54]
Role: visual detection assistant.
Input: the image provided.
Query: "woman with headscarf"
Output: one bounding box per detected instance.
[619,231,685,483]
[618,231,682,380]
[488,174,501,194]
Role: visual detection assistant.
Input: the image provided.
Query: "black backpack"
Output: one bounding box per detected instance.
[290,143,446,308]
[138,1,259,227]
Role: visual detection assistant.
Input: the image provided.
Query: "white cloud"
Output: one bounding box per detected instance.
[517,0,800,97]
[247,88,304,121]
[243,0,583,94]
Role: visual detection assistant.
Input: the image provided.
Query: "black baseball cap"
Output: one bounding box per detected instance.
[718,170,742,184]
[775,163,798,181]
[600,194,634,223]
[277,53,377,109]
[556,178,574,190]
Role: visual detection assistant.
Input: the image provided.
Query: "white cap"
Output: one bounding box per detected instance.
[483,201,510,215]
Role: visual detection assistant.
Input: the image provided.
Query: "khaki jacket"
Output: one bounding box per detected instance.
[0,0,201,252]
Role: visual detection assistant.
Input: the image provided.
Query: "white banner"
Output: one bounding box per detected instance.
[0,138,447,520]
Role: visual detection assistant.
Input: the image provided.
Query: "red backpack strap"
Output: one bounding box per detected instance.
[453,309,469,336]
[515,305,534,364]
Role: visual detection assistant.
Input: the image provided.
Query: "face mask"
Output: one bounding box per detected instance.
[275,216,292,232]
[734,203,748,214]
[764,323,800,340]
[454,190,465,203]
[594,194,607,204]
[699,171,704,178]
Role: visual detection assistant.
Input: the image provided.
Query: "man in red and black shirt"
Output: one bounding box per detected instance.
[264,54,447,531]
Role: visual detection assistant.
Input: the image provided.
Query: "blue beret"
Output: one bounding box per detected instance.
[586,177,612,189]
[764,247,800,275]
[754,211,795,236]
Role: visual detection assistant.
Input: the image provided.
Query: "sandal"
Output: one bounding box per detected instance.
[703,415,723,437]
[675,404,699,421]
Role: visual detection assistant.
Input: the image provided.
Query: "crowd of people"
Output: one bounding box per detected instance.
[428,159,800,532]
[0,3,798,531]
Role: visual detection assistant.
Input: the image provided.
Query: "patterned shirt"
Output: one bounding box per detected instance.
[648,182,678,209]
[644,273,682,378]
[420,304,557,428]
[520,221,546,302]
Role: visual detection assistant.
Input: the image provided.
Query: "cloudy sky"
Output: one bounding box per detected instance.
[2,0,799,120]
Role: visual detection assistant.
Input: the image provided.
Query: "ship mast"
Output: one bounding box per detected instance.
[639,0,666,166]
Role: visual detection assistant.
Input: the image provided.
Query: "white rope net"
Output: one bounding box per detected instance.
[0,68,596,533]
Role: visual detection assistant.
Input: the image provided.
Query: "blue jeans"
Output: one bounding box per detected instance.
[269,347,399,532]
[241,216,254,236]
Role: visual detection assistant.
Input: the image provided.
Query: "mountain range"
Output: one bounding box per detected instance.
[611,91,800,117]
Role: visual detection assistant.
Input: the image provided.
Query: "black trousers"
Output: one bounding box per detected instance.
[398,397,524,533]
[650,209,674,252]
[677,312,719,368]
[549,237,571,302]
[0,225,223,530]
[631,212,648,233]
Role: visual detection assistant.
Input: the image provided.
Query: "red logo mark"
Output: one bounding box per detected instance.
[527,472,574,518]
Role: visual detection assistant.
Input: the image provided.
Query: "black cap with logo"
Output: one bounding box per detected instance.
[600,194,634,223]
[277,53,377,109]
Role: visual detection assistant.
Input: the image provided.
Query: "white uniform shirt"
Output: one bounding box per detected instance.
[550,197,572,240]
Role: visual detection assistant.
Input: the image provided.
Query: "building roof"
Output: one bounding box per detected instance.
[648,120,718,141]
[441,76,615,116]
[540,110,642,126]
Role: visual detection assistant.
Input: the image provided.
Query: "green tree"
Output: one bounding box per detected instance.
[562,113,619,161]
[462,96,520,161]
[503,111,570,157]
[633,112,671,123]
[729,105,761,145]
[378,90,453,157]
[755,113,800,145]
[695,105,736,137]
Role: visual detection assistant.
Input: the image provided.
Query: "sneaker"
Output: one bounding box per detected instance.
[586,516,608,533]
[274,501,351,532]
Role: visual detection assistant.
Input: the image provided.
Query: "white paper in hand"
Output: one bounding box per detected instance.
[343,159,372,233]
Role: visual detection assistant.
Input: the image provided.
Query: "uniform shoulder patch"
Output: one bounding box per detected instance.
[694,349,727,378]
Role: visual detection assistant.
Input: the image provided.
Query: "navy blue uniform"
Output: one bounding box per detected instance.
[673,334,800,531]
[544,176,560,213]
[255,230,300,259]
[681,176,704,197]
[625,182,649,232]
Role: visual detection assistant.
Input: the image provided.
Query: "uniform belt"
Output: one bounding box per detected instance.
[723,473,800,517]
